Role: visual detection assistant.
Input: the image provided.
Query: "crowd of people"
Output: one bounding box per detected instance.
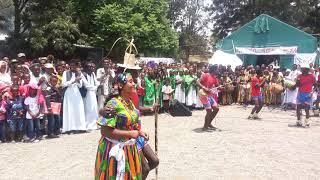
[1,52,319,179]
[0,53,319,144]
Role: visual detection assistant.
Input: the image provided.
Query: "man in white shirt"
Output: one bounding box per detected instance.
[96,59,114,109]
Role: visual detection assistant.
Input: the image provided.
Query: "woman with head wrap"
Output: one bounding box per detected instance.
[0,61,11,86]
[95,72,149,180]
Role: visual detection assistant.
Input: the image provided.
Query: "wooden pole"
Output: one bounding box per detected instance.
[155,97,159,180]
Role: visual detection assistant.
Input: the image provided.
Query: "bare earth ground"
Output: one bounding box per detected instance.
[1,105,320,180]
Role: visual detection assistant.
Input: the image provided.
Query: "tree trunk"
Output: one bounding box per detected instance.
[185,47,190,62]
[13,0,21,39]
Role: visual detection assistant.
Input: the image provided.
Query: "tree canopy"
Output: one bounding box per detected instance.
[3,0,179,59]
[2,0,320,60]
[207,0,320,42]
[92,0,178,57]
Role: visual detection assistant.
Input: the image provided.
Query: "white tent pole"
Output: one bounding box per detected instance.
[231,40,236,54]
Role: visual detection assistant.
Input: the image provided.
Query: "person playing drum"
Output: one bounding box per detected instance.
[248,69,266,119]
[197,65,221,132]
[221,72,233,105]
[294,63,316,127]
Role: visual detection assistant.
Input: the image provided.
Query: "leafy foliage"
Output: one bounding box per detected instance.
[92,0,178,57]
[208,0,320,41]
[169,0,210,61]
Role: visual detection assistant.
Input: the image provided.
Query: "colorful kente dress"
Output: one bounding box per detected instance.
[221,77,233,105]
[95,97,142,180]
[262,75,271,105]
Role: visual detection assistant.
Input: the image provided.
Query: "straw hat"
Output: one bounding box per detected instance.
[117,57,141,70]
[117,39,141,70]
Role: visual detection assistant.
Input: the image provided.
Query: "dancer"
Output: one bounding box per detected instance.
[197,65,220,131]
[95,72,151,180]
[248,70,265,119]
[295,64,315,127]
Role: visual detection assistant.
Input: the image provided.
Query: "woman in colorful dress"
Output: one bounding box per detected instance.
[262,70,271,106]
[95,73,149,180]
[221,72,233,105]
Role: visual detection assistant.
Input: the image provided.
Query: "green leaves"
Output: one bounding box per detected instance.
[208,0,320,42]
[6,0,178,58]
[92,0,178,57]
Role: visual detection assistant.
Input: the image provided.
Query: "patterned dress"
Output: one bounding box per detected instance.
[95,97,142,180]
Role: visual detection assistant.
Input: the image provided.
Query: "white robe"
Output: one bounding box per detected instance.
[62,71,86,132]
[83,73,99,130]
[186,85,197,106]
[174,75,185,104]
[284,70,301,104]
[195,91,203,108]
[96,68,114,109]
[0,73,11,86]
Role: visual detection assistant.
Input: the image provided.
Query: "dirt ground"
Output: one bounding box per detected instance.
[1,105,320,180]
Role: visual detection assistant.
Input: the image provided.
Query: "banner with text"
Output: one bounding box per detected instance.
[235,46,298,55]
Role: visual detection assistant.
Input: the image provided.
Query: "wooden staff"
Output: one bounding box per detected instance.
[154,97,159,179]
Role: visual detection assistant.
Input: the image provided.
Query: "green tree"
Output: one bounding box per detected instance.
[169,0,210,61]
[27,0,87,56]
[92,0,178,58]
[208,0,320,41]
[0,0,12,32]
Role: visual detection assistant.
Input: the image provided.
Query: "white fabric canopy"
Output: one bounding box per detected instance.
[294,53,317,65]
[209,50,243,70]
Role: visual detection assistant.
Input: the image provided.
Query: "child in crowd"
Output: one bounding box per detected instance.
[162,78,174,113]
[11,73,21,87]
[0,91,7,142]
[6,85,25,142]
[43,75,62,138]
[19,73,31,97]
[55,64,64,85]
[24,84,42,142]
[137,79,146,107]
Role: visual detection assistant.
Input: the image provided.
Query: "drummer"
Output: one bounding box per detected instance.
[295,63,316,127]
[262,70,271,106]
[283,64,300,109]
[197,65,221,131]
[270,69,283,105]
[221,72,233,105]
[248,69,266,119]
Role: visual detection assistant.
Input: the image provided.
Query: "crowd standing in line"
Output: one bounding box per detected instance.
[0,53,319,143]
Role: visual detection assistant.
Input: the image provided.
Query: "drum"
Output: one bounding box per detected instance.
[198,89,207,98]
[272,84,284,94]
[226,84,234,92]
[244,83,251,90]
[284,80,296,89]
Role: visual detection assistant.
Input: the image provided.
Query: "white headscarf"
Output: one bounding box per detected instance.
[0,61,11,86]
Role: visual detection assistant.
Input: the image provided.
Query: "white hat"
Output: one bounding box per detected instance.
[17,53,26,58]
[274,66,280,69]
[300,63,310,69]
[44,63,54,69]
[39,57,47,60]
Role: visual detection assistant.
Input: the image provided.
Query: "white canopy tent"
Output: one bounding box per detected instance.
[209,50,243,70]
